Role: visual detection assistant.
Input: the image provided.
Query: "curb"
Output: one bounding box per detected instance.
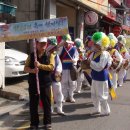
[0,101,29,118]
[0,90,21,100]
[125,79,130,81]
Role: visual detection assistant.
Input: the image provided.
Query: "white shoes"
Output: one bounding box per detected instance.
[75,90,81,94]
[57,111,66,116]
[70,98,75,103]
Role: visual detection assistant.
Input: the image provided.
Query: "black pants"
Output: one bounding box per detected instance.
[29,85,51,126]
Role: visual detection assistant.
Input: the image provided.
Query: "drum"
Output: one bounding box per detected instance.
[123,60,129,70]
[54,73,62,82]
[80,59,91,69]
[52,72,62,82]
[70,65,78,81]
[111,60,120,70]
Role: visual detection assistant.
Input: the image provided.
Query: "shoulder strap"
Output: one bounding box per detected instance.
[110,49,116,56]
[93,51,102,60]
[60,46,73,61]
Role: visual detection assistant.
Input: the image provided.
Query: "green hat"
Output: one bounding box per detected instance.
[62,34,71,41]
[117,35,126,45]
[47,36,57,46]
[108,33,118,48]
[92,32,102,44]
[75,38,82,48]
[92,32,110,49]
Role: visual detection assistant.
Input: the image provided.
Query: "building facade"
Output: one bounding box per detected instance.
[0,0,130,53]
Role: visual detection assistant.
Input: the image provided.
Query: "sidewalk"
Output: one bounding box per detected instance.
[0,77,29,117]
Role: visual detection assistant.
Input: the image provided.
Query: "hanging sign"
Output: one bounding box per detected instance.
[85,11,98,25]
[0,17,68,42]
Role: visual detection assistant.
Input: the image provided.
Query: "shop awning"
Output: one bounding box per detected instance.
[122,25,130,32]
[0,2,17,16]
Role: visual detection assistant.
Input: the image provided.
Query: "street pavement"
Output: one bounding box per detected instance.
[0,73,130,130]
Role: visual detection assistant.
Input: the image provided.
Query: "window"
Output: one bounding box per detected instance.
[0,0,12,4]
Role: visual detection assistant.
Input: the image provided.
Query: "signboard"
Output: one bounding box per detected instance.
[125,14,130,27]
[0,17,68,42]
[116,13,123,24]
[85,11,98,25]
[77,0,108,15]
[106,4,116,21]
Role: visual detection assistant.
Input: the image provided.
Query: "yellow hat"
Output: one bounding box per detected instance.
[92,32,110,49]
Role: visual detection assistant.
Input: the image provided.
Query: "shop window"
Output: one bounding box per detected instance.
[69,27,74,41]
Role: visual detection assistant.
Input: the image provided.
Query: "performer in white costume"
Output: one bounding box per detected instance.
[107,33,123,90]
[117,35,130,87]
[74,38,85,93]
[59,34,79,103]
[47,37,65,115]
[89,32,112,115]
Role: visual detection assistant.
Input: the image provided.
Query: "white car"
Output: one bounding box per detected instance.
[5,45,28,78]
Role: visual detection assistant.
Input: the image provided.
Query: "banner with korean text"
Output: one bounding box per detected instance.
[0,17,68,42]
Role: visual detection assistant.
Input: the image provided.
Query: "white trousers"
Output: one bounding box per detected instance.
[76,71,84,92]
[91,80,110,114]
[118,68,126,86]
[61,69,76,100]
[109,70,118,90]
[52,82,64,113]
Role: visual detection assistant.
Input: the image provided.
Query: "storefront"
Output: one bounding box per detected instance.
[76,0,109,39]
[56,1,76,40]
[0,2,17,23]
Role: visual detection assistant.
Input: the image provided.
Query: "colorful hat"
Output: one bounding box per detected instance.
[75,38,82,48]
[108,33,118,48]
[47,36,57,46]
[46,36,57,52]
[92,32,110,49]
[86,36,92,41]
[117,35,126,45]
[62,34,71,41]
[75,38,84,51]
[62,34,74,44]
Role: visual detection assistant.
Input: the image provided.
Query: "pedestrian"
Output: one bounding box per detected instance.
[24,37,55,130]
[89,32,112,116]
[47,36,65,116]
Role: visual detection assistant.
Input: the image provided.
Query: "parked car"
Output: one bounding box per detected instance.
[5,45,28,78]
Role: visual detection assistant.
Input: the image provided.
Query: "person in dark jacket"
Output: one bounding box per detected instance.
[24,37,55,130]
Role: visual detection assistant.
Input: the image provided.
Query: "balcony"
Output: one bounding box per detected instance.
[0,2,17,16]
[109,0,121,7]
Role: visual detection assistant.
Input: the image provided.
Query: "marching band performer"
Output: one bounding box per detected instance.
[117,35,130,87]
[107,33,123,90]
[88,32,112,116]
[47,36,65,116]
[59,34,79,103]
[74,38,85,93]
